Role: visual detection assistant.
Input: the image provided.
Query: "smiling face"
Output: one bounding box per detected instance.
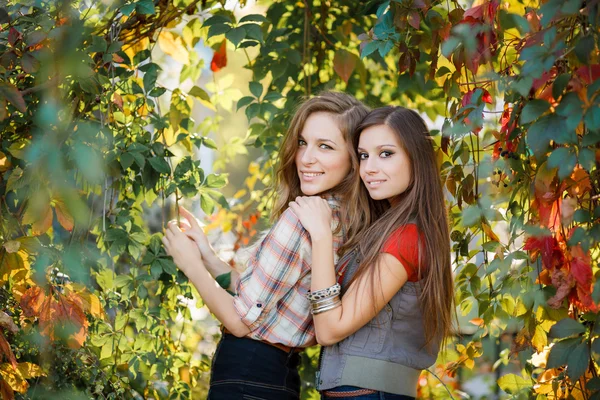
[294,112,351,196]
[358,123,412,204]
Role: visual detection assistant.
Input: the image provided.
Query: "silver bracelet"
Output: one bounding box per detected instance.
[312,300,342,315]
[311,295,340,310]
[307,283,341,301]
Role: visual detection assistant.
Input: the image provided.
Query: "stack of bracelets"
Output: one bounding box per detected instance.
[307,283,342,315]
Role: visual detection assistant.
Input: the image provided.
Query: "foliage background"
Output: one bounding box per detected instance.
[1,0,600,398]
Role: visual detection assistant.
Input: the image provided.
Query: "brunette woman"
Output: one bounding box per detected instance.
[290,106,454,399]
[162,92,369,400]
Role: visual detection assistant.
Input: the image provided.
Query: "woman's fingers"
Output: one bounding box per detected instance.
[179,206,201,230]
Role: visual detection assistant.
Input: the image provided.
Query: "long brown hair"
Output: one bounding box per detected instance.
[271,91,370,255]
[347,106,454,350]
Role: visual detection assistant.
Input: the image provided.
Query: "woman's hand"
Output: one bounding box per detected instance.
[162,223,206,277]
[169,206,219,265]
[288,196,332,241]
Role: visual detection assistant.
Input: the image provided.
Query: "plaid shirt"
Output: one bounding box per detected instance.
[233,196,344,348]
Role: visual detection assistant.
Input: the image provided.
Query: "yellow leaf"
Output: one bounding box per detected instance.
[0,251,31,297]
[22,198,53,236]
[531,324,547,353]
[0,363,27,394]
[481,221,500,242]
[16,363,45,380]
[0,151,11,172]
[158,32,189,64]
[123,37,150,65]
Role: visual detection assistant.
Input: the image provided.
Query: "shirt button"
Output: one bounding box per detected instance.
[257,303,262,308]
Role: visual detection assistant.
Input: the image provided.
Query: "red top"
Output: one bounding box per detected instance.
[382,224,423,282]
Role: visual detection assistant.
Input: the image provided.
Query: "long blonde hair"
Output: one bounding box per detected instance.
[347,106,454,350]
[271,91,370,255]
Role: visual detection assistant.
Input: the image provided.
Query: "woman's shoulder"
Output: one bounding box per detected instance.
[386,223,421,242]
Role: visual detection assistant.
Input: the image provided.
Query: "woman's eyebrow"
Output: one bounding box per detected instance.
[357,144,397,151]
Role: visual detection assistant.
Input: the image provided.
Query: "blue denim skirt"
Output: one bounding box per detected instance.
[207,333,301,400]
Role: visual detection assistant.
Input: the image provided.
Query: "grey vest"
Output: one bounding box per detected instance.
[317,251,440,396]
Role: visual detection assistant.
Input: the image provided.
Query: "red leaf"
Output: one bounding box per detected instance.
[570,246,592,288]
[54,199,74,231]
[20,286,46,318]
[526,10,541,32]
[441,135,450,155]
[576,65,600,84]
[333,49,357,84]
[0,83,26,113]
[8,27,21,46]
[0,379,14,400]
[210,40,227,72]
[0,331,17,369]
[463,0,499,23]
[0,311,18,334]
[482,89,492,104]
[439,22,452,41]
[408,11,421,29]
[523,235,564,270]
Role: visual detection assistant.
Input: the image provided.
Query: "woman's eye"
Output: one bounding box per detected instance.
[359,153,368,160]
[320,144,333,150]
[298,139,307,146]
[380,151,393,158]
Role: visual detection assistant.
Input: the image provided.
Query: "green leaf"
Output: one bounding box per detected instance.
[120,3,135,16]
[148,157,170,174]
[527,114,567,157]
[237,96,255,110]
[142,63,159,92]
[202,15,232,27]
[135,0,155,15]
[245,103,260,120]
[497,374,531,394]
[575,35,595,64]
[553,73,571,99]
[208,24,232,38]
[200,192,215,214]
[567,342,590,381]
[239,14,267,23]
[158,258,177,275]
[189,86,210,101]
[201,137,217,150]
[585,105,600,131]
[579,148,596,172]
[226,27,246,47]
[206,174,227,188]
[547,147,576,180]
[378,40,394,57]
[243,24,263,42]
[593,338,600,355]
[498,10,530,34]
[249,81,263,98]
[100,341,114,360]
[441,37,460,58]
[513,76,533,97]
[215,272,231,289]
[520,99,550,124]
[549,318,586,339]
[361,41,379,58]
[264,92,282,102]
[547,337,581,368]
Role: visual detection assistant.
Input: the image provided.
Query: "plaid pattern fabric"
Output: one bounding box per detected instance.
[233,196,344,348]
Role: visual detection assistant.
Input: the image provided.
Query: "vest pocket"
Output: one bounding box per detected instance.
[339,307,391,353]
